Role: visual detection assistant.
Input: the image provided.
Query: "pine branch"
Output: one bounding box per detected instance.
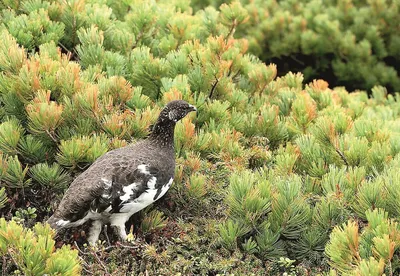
[335,147,349,167]
[73,242,94,275]
[132,30,143,49]
[2,256,8,276]
[209,75,220,99]
[225,20,237,40]
[91,250,108,274]
[45,130,58,143]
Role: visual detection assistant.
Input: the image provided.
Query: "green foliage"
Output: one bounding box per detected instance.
[313,197,350,233]
[289,227,327,260]
[355,257,385,276]
[325,220,362,274]
[0,118,24,155]
[185,173,208,199]
[13,207,37,225]
[216,0,400,92]
[0,188,7,209]
[26,90,64,136]
[140,210,169,235]
[0,219,81,275]
[226,170,271,226]
[29,163,71,190]
[56,135,109,168]
[326,209,400,275]
[383,168,400,218]
[1,155,31,189]
[1,8,64,50]
[295,134,329,177]
[0,0,399,275]
[255,222,286,260]
[277,257,297,275]
[17,134,49,163]
[218,219,250,251]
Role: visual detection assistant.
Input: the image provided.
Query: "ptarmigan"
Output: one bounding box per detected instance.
[47,100,196,244]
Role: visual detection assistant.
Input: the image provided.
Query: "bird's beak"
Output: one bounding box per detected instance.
[188,104,197,112]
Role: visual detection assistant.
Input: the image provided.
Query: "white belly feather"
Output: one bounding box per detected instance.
[119,177,173,213]
[54,177,173,229]
[109,177,173,228]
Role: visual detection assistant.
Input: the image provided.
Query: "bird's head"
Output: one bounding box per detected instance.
[159,100,197,123]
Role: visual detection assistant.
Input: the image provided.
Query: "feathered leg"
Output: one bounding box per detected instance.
[87,220,103,245]
[110,214,129,240]
[110,213,129,241]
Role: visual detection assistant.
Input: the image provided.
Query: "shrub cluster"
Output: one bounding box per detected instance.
[0,218,81,275]
[194,0,400,92]
[0,0,399,275]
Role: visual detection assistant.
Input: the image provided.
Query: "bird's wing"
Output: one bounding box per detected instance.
[89,163,162,214]
[52,147,161,223]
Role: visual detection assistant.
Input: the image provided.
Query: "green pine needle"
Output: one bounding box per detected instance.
[29,163,71,190]
[0,188,7,210]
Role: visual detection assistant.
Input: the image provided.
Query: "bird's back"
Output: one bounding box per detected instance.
[48,140,175,228]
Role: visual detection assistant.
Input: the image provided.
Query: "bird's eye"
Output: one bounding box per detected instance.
[187,104,197,111]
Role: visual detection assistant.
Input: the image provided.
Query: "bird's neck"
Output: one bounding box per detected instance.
[149,120,176,148]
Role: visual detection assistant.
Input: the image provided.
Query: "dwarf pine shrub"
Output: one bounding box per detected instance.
[325,209,400,275]
[195,0,400,92]
[0,187,7,209]
[0,0,399,275]
[0,219,81,275]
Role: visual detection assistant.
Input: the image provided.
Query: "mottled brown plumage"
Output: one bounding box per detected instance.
[47,100,196,244]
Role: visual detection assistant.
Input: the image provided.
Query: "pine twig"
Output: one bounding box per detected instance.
[132,31,144,49]
[209,76,220,99]
[77,256,94,275]
[103,244,140,251]
[57,42,69,53]
[225,20,237,40]
[258,82,269,95]
[335,147,349,167]
[6,248,20,270]
[46,130,58,143]
[231,70,241,83]
[74,241,109,274]
[2,256,9,276]
[91,249,109,274]
[73,241,88,255]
